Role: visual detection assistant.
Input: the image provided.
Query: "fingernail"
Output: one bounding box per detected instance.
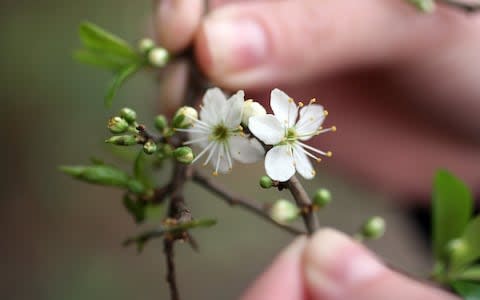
[303,229,384,299]
[202,14,268,75]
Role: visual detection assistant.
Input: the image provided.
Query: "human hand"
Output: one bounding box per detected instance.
[155,0,480,200]
[240,229,458,300]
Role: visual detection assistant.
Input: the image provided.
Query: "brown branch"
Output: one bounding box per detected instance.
[285,175,320,235]
[164,238,179,300]
[439,0,480,12]
[191,170,305,235]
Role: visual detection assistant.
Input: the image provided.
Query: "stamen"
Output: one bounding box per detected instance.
[297,141,330,157]
[183,136,209,145]
[203,143,218,166]
[299,146,322,162]
[298,102,304,107]
[324,110,329,116]
[191,141,214,164]
[224,143,233,171]
[214,145,224,175]
[310,98,316,104]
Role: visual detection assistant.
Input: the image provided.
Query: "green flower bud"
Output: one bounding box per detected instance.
[105,135,138,146]
[143,140,158,154]
[242,100,266,125]
[270,199,300,224]
[446,238,468,260]
[361,216,386,240]
[173,146,194,164]
[138,38,155,53]
[108,116,129,134]
[313,188,332,207]
[120,107,137,123]
[259,176,273,189]
[148,47,169,67]
[406,0,435,13]
[154,115,168,132]
[172,106,198,128]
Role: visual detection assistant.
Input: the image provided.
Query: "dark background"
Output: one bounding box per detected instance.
[0,1,431,299]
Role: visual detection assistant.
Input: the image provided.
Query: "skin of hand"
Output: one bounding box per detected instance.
[155,0,480,202]
[240,229,459,300]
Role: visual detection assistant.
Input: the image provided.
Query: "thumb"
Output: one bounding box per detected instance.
[303,229,458,300]
[195,0,462,89]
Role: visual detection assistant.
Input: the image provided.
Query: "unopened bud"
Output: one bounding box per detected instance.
[270,199,300,224]
[148,47,169,67]
[173,146,194,164]
[407,0,435,13]
[154,115,168,132]
[361,216,386,240]
[120,107,137,123]
[143,140,158,154]
[242,100,266,125]
[108,116,129,134]
[259,176,273,189]
[446,238,468,259]
[138,38,155,53]
[172,106,198,128]
[313,188,332,207]
[105,135,138,146]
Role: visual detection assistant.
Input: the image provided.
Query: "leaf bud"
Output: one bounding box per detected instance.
[143,140,158,155]
[138,38,155,53]
[120,107,137,123]
[242,100,266,125]
[269,199,300,224]
[360,216,386,240]
[148,47,169,67]
[313,188,332,207]
[173,146,194,164]
[259,176,273,189]
[446,238,468,260]
[154,115,168,132]
[172,106,198,129]
[105,135,138,146]
[108,116,129,134]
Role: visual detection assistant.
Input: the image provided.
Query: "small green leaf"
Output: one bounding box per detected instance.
[133,151,152,188]
[451,281,480,300]
[60,165,130,187]
[451,217,480,270]
[126,179,147,195]
[432,170,473,261]
[105,63,141,106]
[73,49,131,72]
[79,21,137,59]
[457,266,480,282]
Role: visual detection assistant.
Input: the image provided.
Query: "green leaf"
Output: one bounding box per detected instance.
[73,49,132,72]
[79,21,137,59]
[452,217,480,270]
[451,281,480,300]
[105,63,141,107]
[432,170,473,261]
[457,266,480,282]
[133,151,152,188]
[60,165,130,187]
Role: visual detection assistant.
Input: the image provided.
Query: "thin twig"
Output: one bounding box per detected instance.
[286,175,320,235]
[191,170,305,235]
[439,0,480,12]
[164,238,179,300]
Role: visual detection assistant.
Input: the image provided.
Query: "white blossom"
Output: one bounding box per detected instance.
[242,100,266,125]
[180,88,265,175]
[249,89,335,182]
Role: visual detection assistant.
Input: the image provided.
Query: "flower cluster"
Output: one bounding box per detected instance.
[183,88,335,182]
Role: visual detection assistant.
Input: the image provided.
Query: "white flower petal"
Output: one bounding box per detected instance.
[200,87,227,125]
[293,144,315,180]
[223,90,244,128]
[271,88,298,128]
[210,143,230,174]
[265,145,295,182]
[248,115,285,145]
[295,104,325,140]
[186,125,210,148]
[230,136,265,164]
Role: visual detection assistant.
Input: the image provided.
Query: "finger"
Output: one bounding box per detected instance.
[303,229,458,300]
[195,0,475,89]
[155,0,204,52]
[241,236,308,300]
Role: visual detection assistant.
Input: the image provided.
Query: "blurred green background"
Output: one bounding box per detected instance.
[0,1,431,299]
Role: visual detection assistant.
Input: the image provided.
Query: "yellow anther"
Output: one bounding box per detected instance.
[331,126,337,132]
[310,98,316,104]
[288,98,294,103]
[312,170,317,176]
[298,102,304,107]
[212,171,219,176]
[326,151,333,157]
[324,110,329,116]
[238,125,243,130]
[316,158,322,163]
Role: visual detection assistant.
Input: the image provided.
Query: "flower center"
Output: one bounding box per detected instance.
[286,128,297,140]
[211,124,230,141]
